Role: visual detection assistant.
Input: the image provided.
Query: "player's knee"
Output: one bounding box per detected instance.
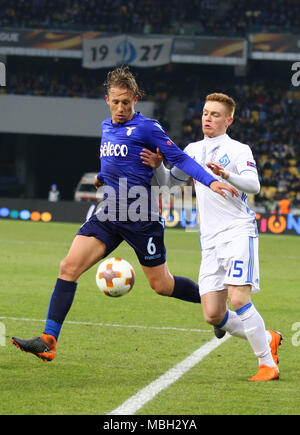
[59,257,79,281]
[230,294,249,311]
[230,297,243,311]
[228,286,251,311]
[203,310,224,326]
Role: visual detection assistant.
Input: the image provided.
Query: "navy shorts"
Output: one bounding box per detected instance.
[77,214,166,267]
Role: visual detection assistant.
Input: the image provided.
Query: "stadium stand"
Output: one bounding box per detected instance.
[0,0,299,35]
[1,1,299,208]
[1,56,300,208]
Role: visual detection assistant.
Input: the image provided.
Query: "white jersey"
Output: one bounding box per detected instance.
[154,133,259,249]
[184,133,258,249]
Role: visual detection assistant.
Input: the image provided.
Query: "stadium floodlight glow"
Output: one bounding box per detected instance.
[0,207,52,222]
[20,210,31,220]
[30,211,41,221]
[0,207,10,217]
[41,212,52,222]
[10,210,19,219]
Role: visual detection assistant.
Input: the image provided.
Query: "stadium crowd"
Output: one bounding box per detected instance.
[2,67,103,99]
[2,58,300,209]
[0,0,299,36]
[1,58,172,130]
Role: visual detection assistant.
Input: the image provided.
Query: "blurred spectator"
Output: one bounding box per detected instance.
[48,184,60,201]
[279,196,291,214]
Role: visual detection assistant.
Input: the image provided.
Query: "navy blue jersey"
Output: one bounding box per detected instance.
[97,112,215,219]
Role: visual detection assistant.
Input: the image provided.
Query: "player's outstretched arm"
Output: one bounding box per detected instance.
[141,147,238,197]
[207,161,260,194]
[141,148,189,187]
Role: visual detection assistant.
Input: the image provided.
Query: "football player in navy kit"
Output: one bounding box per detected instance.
[11,66,238,361]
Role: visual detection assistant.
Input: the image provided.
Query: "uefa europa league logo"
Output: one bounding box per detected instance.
[0,62,6,86]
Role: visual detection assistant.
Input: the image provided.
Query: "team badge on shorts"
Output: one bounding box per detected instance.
[219,153,230,168]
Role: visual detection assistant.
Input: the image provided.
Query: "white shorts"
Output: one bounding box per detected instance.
[198,236,260,296]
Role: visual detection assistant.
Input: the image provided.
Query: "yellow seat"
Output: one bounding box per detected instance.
[289,159,297,166]
[265,187,277,199]
[264,169,272,177]
[289,167,300,178]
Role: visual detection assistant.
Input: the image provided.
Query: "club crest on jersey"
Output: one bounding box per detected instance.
[219,153,230,168]
[126,127,136,136]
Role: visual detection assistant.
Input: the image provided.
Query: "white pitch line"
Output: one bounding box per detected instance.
[0,316,211,334]
[108,334,231,415]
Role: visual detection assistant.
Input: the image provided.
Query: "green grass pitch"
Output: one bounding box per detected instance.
[0,220,299,415]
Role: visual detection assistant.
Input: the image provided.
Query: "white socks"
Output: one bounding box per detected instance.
[218,310,247,339]
[218,303,275,367]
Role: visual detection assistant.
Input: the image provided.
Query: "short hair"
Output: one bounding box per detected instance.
[205,93,236,117]
[104,65,144,98]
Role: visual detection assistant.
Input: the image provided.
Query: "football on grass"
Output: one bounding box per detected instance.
[96,257,135,297]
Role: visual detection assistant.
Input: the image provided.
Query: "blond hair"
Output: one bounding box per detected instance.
[104,65,144,98]
[205,93,236,117]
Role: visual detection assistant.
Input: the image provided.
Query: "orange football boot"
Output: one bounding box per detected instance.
[268,330,283,366]
[11,333,57,362]
[248,365,279,382]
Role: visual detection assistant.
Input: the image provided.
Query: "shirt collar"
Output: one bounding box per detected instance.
[203,133,228,150]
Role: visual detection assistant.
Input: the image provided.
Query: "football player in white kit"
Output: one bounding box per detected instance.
[140,93,283,382]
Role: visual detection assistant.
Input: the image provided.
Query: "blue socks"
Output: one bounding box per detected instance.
[171,276,201,303]
[44,278,77,340]
[44,275,200,340]
[216,310,229,329]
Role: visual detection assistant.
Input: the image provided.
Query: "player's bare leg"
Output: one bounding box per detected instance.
[141,262,174,296]
[201,290,228,326]
[200,290,229,338]
[228,285,251,310]
[11,235,107,361]
[141,262,201,303]
[59,235,107,281]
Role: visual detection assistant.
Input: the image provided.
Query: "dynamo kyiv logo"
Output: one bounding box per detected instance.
[219,153,230,168]
[116,39,137,65]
